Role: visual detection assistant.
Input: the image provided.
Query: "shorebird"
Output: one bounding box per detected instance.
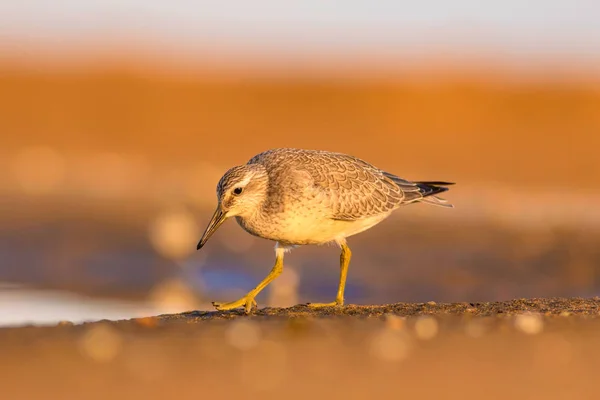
[197,148,454,313]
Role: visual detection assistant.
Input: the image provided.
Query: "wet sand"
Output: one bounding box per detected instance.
[2,297,600,400]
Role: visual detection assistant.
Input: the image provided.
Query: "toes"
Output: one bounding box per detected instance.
[306,302,342,308]
[212,301,234,311]
[212,299,257,313]
[244,299,258,314]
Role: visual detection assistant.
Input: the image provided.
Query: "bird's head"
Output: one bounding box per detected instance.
[196,163,268,250]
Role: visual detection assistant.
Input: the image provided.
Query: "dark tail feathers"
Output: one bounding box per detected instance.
[415,181,455,197]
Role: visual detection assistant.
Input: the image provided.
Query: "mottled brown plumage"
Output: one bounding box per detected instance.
[247,148,451,222]
[197,147,454,313]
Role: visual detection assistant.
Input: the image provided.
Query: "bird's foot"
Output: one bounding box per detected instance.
[306,299,344,309]
[212,295,258,314]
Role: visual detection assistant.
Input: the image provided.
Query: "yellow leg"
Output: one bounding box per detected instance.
[308,243,352,308]
[212,247,285,314]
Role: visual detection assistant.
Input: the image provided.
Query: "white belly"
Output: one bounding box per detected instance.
[239,211,392,245]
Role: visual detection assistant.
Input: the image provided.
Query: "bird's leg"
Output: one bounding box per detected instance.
[308,243,352,308]
[212,247,284,314]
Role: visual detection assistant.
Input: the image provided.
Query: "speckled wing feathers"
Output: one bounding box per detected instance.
[247,148,428,221]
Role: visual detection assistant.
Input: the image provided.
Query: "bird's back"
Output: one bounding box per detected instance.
[247,148,452,220]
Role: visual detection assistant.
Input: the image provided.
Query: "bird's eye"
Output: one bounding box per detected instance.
[233,187,243,195]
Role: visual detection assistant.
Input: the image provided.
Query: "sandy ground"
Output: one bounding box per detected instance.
[2,298,600,400]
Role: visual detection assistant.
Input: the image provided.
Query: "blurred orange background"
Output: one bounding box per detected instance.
[1,1,600,326]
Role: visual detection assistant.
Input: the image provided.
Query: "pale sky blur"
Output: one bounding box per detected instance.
[1,0,600,60]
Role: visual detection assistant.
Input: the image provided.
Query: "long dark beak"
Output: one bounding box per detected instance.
[197,207,227,250]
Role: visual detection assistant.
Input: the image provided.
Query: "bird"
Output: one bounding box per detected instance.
[196,147,454,313]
